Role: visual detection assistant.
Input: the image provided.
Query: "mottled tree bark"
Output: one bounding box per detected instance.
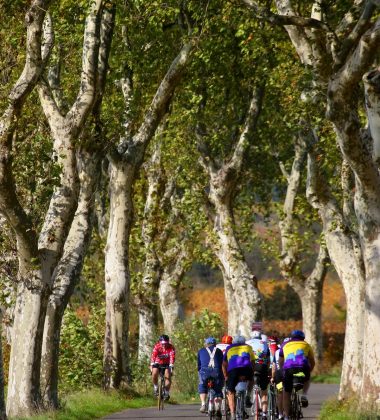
[278,132,329,365]
[103,36,194,388]
[197,90,264,336]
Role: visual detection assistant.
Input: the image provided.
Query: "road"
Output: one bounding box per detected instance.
[104,383,339,419]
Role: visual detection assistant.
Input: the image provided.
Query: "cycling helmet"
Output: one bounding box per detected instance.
[250,330,261,339]
[232,335,246,344]
[221,335,233,344]
[205,336,217,345]
[268,335,279,343]
[159,334,170,343]
[290,330,305,339]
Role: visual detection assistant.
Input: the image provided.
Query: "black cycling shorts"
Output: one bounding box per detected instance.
[283,367,310,393]
[274,369,283,385]
[226,367,254,392]
[254,363,269,390]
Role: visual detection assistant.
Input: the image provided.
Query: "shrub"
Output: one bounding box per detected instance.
[59,308,104,391]
[171,310,224,396]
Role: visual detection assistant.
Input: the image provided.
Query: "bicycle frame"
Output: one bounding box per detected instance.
[267,383,277,420]
[235,380,248,420]
[157,366,166,411]
[251,373,262,420]
[207,378,216,419]
[289,374,305,420]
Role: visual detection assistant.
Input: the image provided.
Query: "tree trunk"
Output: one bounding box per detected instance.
[197,90,264,337]
[158,253,187,333]
[6,277,49,417]
[40,150,100,407]
[212,201,261,336]
[306,151,366,396]
[138,306,157,362]
[103,160,133,389]
[159,274,183,334]
[0,312,6,420]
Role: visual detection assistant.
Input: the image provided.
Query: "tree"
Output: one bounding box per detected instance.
[197,87,264,336]
[103,4,196,387]
[0,1,53,416]
[278,129,329,365]
[38,2,115,407]
[241,0,380,400]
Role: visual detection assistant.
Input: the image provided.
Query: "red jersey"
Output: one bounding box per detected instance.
[150,342,176,365]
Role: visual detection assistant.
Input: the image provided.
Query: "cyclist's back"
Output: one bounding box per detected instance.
[216,334,233,355]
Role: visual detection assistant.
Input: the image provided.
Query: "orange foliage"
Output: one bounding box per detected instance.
[184,280,346,335]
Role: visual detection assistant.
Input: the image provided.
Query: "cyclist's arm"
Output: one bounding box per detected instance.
[222,360,228,379]
[278,356,284,369]
[150,344,158,366]
[308,346,315,371]
[169,345,175,366]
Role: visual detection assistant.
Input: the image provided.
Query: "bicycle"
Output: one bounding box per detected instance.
[267,383,277,420]
[206,377,222,419]
[289,372,305,420]
[235,377,248,420]
[156,365,169,411]
[221,385,230,420]
[250,372,262,420]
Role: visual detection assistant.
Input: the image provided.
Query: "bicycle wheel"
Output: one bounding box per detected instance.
[157,375,164,411]
[296,393,303,419]
[221,390,229,420]
[268,386,276,420]
[235,393,243,420]
[289,390,297,420]
[208,390,215,420]
[251,389,260,420]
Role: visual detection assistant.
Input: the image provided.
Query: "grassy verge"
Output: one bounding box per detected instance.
[312,365,341,384]
[14,389,155,420]
[320,398,380,419]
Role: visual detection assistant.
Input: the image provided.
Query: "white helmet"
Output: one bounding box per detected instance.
[233,335,246,344]
[251,330,261,339]
[261,334,268,342]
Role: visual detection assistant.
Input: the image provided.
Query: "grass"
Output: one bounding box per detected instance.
[312,365,341,384]
[14,389,156,420]
[319,397,380,419]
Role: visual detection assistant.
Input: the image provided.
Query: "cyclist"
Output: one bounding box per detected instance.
[198,336,224,415]
[269,336,284,419]
[246,329,270,417]
[279,330,315,420]
[222,335,255,420]
[216,334,233,354]
[150,334,175,400]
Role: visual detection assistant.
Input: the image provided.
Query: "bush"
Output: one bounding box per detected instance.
[169,310,224,396]
[59,308,104,391]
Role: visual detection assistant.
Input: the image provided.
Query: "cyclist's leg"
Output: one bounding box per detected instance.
[164,366,171,391]
[282,368,293,418]
[198,370,207,412]
[151,366,159,395]
[300,369,310,407]
[258,364,270,414]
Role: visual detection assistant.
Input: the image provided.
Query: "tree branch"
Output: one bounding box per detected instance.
[67,0,104,132]
[131,39,195,152]
[0,0,53,260]
[225,86,264,177]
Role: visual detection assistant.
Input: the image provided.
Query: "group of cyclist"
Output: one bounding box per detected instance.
[149,327,315,420]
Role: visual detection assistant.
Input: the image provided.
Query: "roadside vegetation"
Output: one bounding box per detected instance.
[320,398,380,420]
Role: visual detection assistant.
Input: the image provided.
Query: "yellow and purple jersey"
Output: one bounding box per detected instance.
[223,343,255,372]
[279,338,314,370]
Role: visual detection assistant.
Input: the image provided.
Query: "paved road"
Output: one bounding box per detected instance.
[104,383,339,419]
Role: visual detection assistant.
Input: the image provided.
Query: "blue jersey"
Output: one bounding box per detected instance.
[197,346,224,371]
